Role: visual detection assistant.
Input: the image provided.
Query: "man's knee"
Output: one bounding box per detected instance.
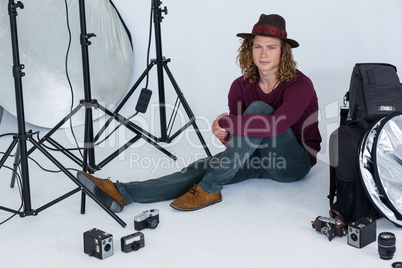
[244,101,274,115]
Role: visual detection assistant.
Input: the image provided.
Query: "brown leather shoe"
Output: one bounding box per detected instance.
[170,185,222,211]
[76,171,126,213]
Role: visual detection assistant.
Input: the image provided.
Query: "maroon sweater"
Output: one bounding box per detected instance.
[218,70,321,166]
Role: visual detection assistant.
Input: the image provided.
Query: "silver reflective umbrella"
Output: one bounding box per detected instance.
[0,0,133,128]
[359,112,402,227]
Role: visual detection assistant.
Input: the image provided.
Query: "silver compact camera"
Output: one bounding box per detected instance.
[134,209,159,230]
[121,232,145,253]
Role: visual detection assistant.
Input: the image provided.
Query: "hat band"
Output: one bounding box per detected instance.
[252,24,287,39]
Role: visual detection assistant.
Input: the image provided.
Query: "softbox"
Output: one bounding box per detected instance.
[359,112,402,227]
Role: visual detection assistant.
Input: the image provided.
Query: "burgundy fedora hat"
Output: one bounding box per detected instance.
[237,14,299,48]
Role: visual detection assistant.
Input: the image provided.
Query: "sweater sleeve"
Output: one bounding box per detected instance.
[227,78,247,116]
[219,78,315,137]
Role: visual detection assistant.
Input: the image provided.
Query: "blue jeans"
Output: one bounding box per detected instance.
[116,101,311,204]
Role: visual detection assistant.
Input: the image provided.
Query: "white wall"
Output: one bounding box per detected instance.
[110,0,402,163]
[2,0,400,163]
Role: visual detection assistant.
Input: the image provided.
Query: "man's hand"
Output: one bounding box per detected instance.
[212,112,230,145]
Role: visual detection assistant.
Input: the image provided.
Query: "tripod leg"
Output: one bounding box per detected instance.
[81,106,96,215]
[81,191,86,214]
[163,63,212,157]
[114,62,156,114]
[83,107,96,171]
[94,61,156,142]
[18,138,33,213]
[29,138,126,227]
[10,143,20,188]
[0,137,18,168]
[27,103,83,155]
[97,104,178,161]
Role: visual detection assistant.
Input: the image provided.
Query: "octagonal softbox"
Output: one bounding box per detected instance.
[359,112,402,227]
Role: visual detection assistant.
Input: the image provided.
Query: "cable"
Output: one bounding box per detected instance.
[0,166,23,226]
[64,0,83,159]
[0,1,84,225]
[0,134,24,224]
[144,1,153,89]
[0,133,17,139]
[26,1,153,160]
[0,155,79,225]
[83,2,153,147]
[0,151,78,178]
[94,2,154,141]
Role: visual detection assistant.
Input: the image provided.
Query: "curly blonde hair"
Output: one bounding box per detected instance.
[236,36,297,83]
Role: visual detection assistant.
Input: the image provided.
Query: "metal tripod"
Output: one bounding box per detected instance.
[95,0,212,158]
[31,0,181,175]
[0,0,126,227]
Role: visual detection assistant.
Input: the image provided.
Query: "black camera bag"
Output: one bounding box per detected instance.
[345,63,402,124]
[329,62,402,222]
[329,119,381,223]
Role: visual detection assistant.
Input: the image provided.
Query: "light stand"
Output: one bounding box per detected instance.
[32,0,211,175]
[30,0,178,174]
[95,0,212,158]
[0,0,126,227]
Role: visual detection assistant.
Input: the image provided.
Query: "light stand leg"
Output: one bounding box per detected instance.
[153,0,168,141]
[96,0,212,157]
[163,63,211,155]
[78,0,96,172]
[7,0,32,213]
[10,143,19,188]
[0,0,126,227]
[30,0,210,175]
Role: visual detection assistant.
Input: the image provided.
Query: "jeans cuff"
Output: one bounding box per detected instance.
[115,181,133,205]
[198,181,222,194]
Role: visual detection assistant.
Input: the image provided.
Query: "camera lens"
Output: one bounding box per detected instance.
[132,241,140,251]
[147,218,158,229]
[351,233,358,242]
[378,232,396,260]
[104,243,112,252]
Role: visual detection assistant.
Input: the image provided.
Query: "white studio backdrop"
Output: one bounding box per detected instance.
[0,0,401,164]
[1,2,402,267]
[110,0,402,164]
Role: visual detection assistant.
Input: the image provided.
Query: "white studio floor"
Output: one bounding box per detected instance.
[0,110,401,268]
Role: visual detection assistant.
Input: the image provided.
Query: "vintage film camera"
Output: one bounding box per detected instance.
[83,228,114,259]
[347,217,376,248]
[134,209,159,230]
[121,232,145,253]
[312,216,347,241]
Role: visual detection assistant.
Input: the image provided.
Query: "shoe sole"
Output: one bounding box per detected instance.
[76,171,122,213]
[170,199,222,211]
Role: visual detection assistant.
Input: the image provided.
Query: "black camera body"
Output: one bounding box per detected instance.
[121,232,145,253]
[134,209,159,230]
[83,228,114,259]
[347,218,376,248]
